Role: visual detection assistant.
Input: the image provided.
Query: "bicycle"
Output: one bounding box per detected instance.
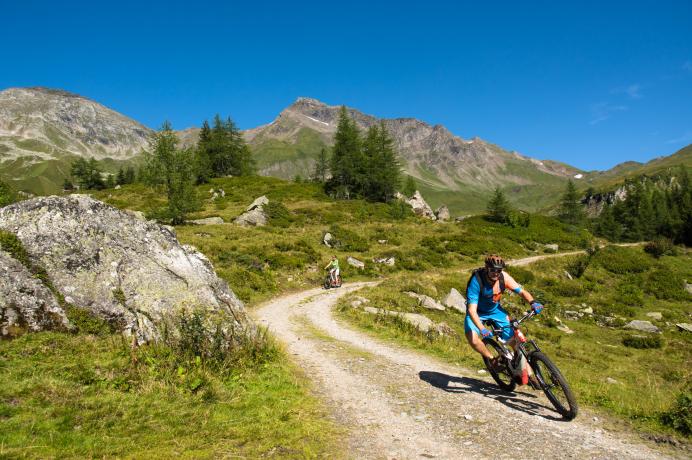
[323,272,342,289]
[482,310,578,420]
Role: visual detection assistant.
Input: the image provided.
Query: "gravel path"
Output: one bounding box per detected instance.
[253,283,675,460]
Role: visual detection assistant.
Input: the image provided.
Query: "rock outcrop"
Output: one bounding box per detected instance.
[405,292,446,311]
[406,191,436,220]
[234,196,269,227]
[0,195,254,343]
[443,288,466,313]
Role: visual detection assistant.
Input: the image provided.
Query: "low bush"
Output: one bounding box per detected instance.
[265,201,293,227]
[644,237,676,258]
[616,280,644,306]
[622,334,662,349]
[328,225,370,252]
[565,255,590,278]
[661,390,692,436]
[644,269,689,301]
[592,246,651,274]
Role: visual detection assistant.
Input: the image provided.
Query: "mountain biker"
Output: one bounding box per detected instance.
[465,254,543,368]
[324,255,340,285]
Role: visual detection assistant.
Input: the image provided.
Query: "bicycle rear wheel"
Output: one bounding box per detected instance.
[483,339,516,392]
[530,352,578,420]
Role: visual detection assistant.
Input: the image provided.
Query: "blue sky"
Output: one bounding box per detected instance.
[2,1,691,170]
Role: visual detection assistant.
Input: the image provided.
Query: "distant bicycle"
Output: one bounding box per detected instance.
[482,310,578,420]
[323,273,342,289]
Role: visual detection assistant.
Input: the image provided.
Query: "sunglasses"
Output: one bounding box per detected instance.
[488,268,503,274]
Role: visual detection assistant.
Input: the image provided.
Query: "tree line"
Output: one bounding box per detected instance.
[314,106,402,203]
[594,167,691,245]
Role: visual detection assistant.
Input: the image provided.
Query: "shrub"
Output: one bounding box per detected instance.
[0,230,31,267]
[0,179,17,207]
[622,334,662,349]
[328,225,370,252]
[549,279,586,297]
[644,269,689,301]
[265,201,293,227]
[661,390,692,436]
[565,255,590,278]
[644,238,676,258]
[592,246,651,274]
[616,281,644,306]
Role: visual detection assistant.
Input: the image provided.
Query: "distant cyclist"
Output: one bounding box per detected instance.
[324,255,340,285]
[465,255,543,369]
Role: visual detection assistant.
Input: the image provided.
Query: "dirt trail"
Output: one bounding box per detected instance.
[253,254,674,459]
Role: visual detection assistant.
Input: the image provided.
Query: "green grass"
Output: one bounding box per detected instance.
[333,246,692,440]
[0,332,343,459]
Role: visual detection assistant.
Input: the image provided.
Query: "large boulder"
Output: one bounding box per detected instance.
[443,288,466,313]
[0,249,71,337]
[234,195,269,226]
[407,191,436,220]
[0,195,254,344]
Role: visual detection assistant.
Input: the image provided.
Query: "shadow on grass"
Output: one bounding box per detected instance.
[418,370,566,422]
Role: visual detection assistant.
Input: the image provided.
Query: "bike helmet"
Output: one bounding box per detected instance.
[484,254,506,270]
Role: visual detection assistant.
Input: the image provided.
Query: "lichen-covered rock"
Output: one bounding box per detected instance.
[404,291,446,311]
[0,249,71,337]
[0,195,254,344]
[234,196,269,227]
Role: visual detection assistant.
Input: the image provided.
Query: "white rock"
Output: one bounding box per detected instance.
[623,320,660,333]
[443,288,466,314]
[190,216,224,225]
[246,195,269,211]
[323,232,334,247]
[347,256,365,269]
[646,312,662,321]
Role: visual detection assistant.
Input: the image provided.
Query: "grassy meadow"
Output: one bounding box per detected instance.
[2,175,689,457]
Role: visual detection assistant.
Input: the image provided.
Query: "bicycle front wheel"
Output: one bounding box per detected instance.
[530,352,578,420]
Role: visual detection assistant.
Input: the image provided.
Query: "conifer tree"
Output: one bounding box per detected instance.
[558,179,585,225]
[116,167,126,186]
[362,122,401,202]
[142,121,199,224]
[195,120,213,183]
[125,166,136,184]
[311,148,329,183]
[327,106,361,198]
[486,187,512,223]
[71,158,105,190]
[595,203,622,241]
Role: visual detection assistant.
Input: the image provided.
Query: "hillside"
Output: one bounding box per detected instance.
[0,87,151,194]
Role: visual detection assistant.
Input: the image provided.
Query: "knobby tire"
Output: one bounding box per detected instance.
[530,352,578,420]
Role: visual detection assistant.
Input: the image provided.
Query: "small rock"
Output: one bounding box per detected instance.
[564,310,580,320]
[190,216,224,225]
[557,325,574,334]
[350,300,362,308]
[347,256,365,269]
[463,415,473,420]
[676,323,692,333]
[593,417,599,422]
[404,292,445,311]
[606,377,619,385]
[477,370,486,375]
[624,320,660,334]
[580,306,593,315]
[378,239,387,244]
[353,296,370,304]
[564,270,573,280]
[685,282,692,295]
[463,441,473,446]
[323,232,334,247]
[646,312,663,321]
[373,256,396,266]
[435,322,458,337]
[545,243,559,251]
[435,205,450,221]
[287,276,293,282]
